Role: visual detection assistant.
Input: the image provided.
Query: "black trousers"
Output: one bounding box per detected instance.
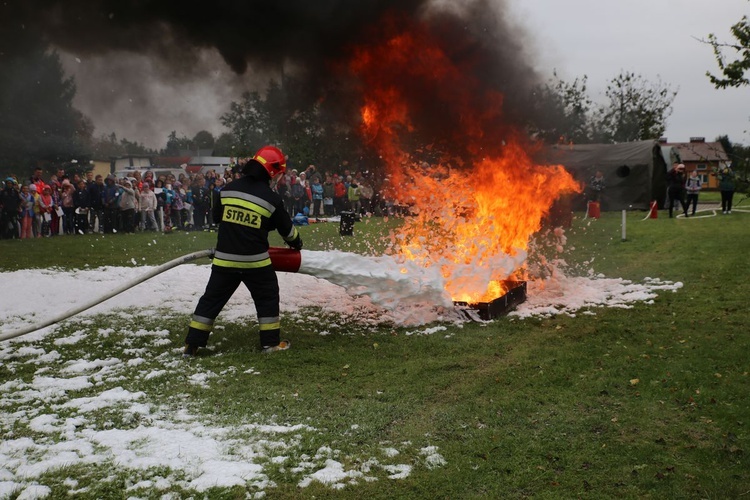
[667,189,687,218]
[721,190,734,212]
[686,193,699,215]
[185,266,281,349]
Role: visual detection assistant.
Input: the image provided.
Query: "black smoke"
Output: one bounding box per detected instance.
[1,0,542,151]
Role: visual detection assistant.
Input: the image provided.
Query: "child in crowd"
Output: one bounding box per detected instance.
[29,184,41,237]
[139,184,158,231]
[19,184,34,239]
[39,185,54,237]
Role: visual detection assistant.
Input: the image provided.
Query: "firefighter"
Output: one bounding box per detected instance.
[184,145,303,357]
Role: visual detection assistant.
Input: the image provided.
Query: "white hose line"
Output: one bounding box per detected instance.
[0,249,214,342]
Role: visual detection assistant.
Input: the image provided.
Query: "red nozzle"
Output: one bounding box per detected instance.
[269,247,301,273]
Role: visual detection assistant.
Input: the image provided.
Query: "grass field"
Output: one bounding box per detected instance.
[0,207,748,499]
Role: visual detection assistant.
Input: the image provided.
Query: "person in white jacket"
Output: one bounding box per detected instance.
[139,183,158,231]
[118,180,137,233]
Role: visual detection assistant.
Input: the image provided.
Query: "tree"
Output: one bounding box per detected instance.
[593,71,677,143]
[89,133,154,160]
[220,90,273,158]
[0,35,93,174]
[706,14,750,88]
[528,71,593,144]
[192,130,216,151]
[162,131,193,156]
[213,133,237,157]
[221,77,367,171]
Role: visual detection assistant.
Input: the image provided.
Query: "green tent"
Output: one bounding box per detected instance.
[540,140,669,211]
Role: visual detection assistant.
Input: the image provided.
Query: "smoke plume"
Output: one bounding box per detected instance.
[1,0,541,149]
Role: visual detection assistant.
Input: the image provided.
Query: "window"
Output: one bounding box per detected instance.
[700,174,708,184]
[696,164,707,171]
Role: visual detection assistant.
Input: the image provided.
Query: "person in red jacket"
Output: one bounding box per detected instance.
[332,174,348,215]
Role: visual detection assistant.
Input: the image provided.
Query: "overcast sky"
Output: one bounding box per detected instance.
[66,0,749,149]
[508,0,749,145]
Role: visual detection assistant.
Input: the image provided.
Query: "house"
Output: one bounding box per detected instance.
[110,154,155,173]
[659,138,730,189]
[155,154,232,176]
[184,156,232,175]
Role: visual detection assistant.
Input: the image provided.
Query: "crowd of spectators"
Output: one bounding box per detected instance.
[0,162,395,240]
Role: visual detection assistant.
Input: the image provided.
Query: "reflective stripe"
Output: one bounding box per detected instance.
[258,316,280,325]
[283,226,299,241]
[259,321,281,331]
[212,257,272,269]
[192,314,214,325]
[189,316,213,332]
[214,251,269,262]
[223,197,272,219]
[221,190,274,217]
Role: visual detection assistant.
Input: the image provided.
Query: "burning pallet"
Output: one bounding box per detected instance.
[454,281,527,321]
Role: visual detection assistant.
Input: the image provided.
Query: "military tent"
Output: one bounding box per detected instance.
[540,140,669,211]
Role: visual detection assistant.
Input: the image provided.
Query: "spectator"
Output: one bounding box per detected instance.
[170,181,185,229]
[347,177,361,215]
[39,184,55,236]
[154,179,166,231]
[666,163,688,218]
[87,174,105,233]
[291,172,307,215]
[684,170,702,217]
[322,173,335,216]
[30,167,45,193]
[142,170,155,189]
[333,175,347,215]
[60,180,75,235]
[139,183,158,231]
[29,184,41,237]
[72,179,90,234]
[209,177,224,230]
[1,177,21,239]
[280,172,294,217]
[310,177,324,216]
[48,175,62,235]
[102,175,119,233]
[715,166,736,214]
[162,182,177,231]
[119,180,137,233]
[19,184,35,239]
[191,176,211,229]
[587,170,606,203]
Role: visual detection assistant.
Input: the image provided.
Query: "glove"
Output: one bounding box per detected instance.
[288,237,303,251]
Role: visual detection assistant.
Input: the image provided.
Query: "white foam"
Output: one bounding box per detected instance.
[299,250,453,311]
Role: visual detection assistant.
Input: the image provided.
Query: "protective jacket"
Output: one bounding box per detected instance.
[212,171,301,270]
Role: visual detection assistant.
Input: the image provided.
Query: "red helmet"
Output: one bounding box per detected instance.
[252,146,286,178]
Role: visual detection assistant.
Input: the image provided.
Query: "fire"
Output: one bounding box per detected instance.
[344,13,580,302]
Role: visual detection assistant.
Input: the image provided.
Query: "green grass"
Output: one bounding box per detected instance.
[1,209,749,499]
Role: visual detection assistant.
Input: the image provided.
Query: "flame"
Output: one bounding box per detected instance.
[344,13,581,302]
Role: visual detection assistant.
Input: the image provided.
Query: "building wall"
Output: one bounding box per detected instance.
[89,160,110,179]
[112,157,153,171]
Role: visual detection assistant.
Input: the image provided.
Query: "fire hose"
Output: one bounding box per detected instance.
[0,247,304,343]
